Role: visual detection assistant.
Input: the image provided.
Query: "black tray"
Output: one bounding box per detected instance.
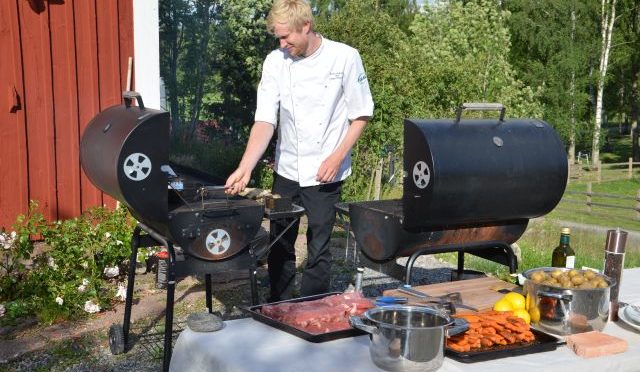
[445,328,564,363]
[243,292,367,343]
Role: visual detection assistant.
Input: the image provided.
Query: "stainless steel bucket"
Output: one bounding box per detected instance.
[350,305,467,372]
[523,267,613,335]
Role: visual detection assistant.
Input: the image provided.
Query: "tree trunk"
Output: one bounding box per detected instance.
[187,1,213,142]
[592,0,617,169]
[631,2,640,161]
[568,10,577,164]
[632,59,639,161]
[165,1,182,133]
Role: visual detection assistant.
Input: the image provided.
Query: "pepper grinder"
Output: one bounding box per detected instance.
[354,267,364,293]
[604,228,627,321]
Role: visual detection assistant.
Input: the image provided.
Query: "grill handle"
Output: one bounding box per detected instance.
[122,91,145,110]
[455,102,505,124]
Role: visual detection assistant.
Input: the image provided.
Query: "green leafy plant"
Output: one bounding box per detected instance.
[0,202,135,325]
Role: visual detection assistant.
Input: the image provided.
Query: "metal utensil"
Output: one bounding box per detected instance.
[397,285,478,312]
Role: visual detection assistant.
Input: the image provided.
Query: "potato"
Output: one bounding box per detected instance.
[568,269,580,278]
[550,269,564,279]
[531,271,545,282]
[584,270,597,280]
[570,275,585,285]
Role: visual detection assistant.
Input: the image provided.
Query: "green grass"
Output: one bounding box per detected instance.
[553,177,640,231]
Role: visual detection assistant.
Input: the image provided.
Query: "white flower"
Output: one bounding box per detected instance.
[116,240,124,246]
[82,278,90,286]
[116,285,127,301]
[0,232,14,249]
[0,304,5,317]
[83,300,101,314]
[103,266,119,278]
[48,256,58,270]
[55,297,64,305]
[81,261,88,269]
[77,284,87,293]
[104,232,111,239]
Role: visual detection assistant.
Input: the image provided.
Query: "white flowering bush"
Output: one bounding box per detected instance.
[0,202,134,324]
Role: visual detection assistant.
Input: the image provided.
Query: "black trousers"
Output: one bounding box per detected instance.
[268,173,342,301]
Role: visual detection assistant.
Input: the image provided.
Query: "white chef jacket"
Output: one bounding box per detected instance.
[254,37,374,187]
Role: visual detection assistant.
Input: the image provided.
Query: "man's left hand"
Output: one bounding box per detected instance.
[316,153,343,183]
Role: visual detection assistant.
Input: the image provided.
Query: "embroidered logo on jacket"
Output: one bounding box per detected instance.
[357,72,367,84]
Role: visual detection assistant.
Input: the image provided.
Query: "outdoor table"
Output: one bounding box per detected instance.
[169,268,640,372]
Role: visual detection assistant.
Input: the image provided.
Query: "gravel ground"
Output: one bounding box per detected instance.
[0,233,458,372]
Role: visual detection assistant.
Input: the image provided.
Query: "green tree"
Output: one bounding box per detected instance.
[316,0,414,200]
[407,0,542,118]
[505,0,599,160]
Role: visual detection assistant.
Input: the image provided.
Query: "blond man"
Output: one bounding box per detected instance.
[226,0,373,300]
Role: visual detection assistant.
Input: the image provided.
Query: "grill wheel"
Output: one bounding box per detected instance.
[109,323,126,355]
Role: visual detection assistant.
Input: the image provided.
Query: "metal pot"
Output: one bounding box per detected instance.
[350,305,467,372]
[523,267,614,335]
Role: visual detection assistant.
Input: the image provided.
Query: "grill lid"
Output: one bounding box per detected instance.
[402,103,567,229]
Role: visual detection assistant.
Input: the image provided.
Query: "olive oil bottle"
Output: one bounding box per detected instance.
[552,227,576,268]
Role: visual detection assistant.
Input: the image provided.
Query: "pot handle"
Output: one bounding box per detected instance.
[446,318,469,337]
[349,316,379,335]
[537,291,573,302]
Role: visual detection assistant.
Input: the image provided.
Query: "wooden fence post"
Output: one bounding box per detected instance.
[373,158,383,200]
[587,182,592,213]
[636,189,640,220]
[629,157,633,179]
[597,161,602,183]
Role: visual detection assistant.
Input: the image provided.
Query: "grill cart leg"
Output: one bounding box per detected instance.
[114,225,141,353]
[162,242,177,372]
[249,263,258,305]
[205,274,213,313]
[404,241,517,285]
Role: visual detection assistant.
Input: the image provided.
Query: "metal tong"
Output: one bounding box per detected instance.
[396,285,479,312]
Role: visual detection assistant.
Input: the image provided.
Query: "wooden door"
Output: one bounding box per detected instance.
[0,0,134,229]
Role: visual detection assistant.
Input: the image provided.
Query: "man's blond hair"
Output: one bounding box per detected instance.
[267,0,314,33]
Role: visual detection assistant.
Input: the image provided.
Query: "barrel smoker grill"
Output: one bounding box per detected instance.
[80,93,302,371]
[346,103,568,282]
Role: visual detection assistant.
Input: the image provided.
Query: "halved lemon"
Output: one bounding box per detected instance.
[493,299,514,312]
[513,308,531,324]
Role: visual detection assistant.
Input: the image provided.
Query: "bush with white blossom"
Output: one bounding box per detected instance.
[0,202,135,324]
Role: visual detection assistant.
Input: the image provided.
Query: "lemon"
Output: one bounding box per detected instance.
[528,307,541,323]
[502,292,526,310]
[525,293,532,311]
[493,299,513,312]
[513,308,531,324]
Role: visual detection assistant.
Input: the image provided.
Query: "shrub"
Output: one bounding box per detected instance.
[0,202,135,325]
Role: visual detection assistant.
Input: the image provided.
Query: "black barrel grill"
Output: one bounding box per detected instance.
[80,92,303,371]
[345,103,568,281]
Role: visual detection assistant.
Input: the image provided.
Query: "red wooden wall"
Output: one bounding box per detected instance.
[0,0,134,229]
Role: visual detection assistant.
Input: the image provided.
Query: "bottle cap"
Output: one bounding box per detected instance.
[562,227,570,235]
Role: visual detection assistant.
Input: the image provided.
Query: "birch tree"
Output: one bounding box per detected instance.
[592,0,618,168]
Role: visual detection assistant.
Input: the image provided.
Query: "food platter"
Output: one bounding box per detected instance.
[242,292,368,343]
[445,328,563,363]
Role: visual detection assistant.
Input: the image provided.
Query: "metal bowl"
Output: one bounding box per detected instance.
[523,267,614,335]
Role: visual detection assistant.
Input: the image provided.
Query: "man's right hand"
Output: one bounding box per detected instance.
[224,167,251,195]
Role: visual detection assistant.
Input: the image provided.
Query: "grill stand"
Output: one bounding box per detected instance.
[404,241,518,285]
[110,206,305,372]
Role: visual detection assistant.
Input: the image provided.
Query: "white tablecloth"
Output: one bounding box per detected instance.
[170,268,640,372]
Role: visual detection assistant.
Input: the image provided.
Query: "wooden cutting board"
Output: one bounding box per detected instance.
[382,276,518,312]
